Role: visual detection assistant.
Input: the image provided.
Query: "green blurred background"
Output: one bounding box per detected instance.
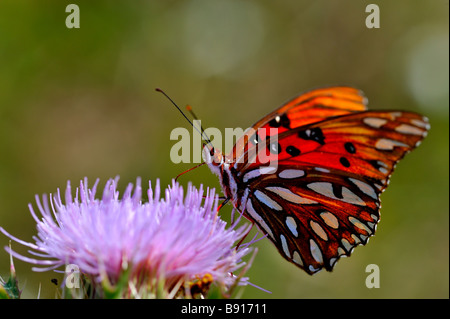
[0,0,448,299]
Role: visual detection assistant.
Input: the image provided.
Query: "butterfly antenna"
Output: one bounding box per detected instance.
[186,104,208,136]
[155,88,213,146]
[185,104,216,149]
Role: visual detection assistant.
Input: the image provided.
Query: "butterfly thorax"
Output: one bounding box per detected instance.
[202,144,247,211]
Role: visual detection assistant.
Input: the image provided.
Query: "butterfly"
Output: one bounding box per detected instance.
[202,86,429,275]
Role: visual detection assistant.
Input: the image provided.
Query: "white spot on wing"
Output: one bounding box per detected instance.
[377,160,388,168]
[266,186,318,204]
[246,200,274,240]
[367,221,375,230]
[307,182,334,198]
[411,118,430,130]
[395,124,424,136]
[375,138,409,150]
[374,183,383,190]
[329,257,338,268]
[351,234,361,245]
[278,169,305,179]
[341,187,366,206]
[292,251,303,266]
[310,239,323,263]
[243,169,261,183]
[349,216,372,234]
[337,247,346,256]
[309,265,321,273]
[254,190,282,211]
[341,238,352,252]
[389,112,402,119]
[285,216,298,237]
[349,178,378,199]
[280,234,291,258]
[259,166,277,175]
[373,160,389,174]
[310,220,328,241]
[307,182,366,206]
[320,211,339,229]
[363,117,388,128]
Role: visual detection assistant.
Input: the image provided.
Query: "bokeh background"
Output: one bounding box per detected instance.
[0,0,448,299]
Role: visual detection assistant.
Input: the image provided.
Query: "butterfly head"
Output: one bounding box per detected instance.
[202,144,224,168]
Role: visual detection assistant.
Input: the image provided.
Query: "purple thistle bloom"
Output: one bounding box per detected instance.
[0,178,255,298]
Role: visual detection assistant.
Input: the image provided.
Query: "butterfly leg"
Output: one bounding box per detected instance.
[211,197,231,226]
[235,221,255,251]
[217,197,230,212]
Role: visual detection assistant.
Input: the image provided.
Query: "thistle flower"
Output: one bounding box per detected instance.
[0,178,255,298]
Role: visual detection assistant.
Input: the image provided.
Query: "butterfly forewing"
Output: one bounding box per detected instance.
[232,87,369,166]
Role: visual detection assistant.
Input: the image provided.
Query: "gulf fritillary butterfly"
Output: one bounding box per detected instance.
[202,86,429,275]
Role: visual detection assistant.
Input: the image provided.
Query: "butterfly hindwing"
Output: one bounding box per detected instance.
[245,165,381,274]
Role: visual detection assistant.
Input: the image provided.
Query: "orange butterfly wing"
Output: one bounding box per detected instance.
[231,86,368,165]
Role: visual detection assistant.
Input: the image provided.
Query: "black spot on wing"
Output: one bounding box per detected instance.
[344,142,356,154]
[340,157,351,168]
[269,114,291,129]
[298,127,325,145]
[286,145,301,157]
